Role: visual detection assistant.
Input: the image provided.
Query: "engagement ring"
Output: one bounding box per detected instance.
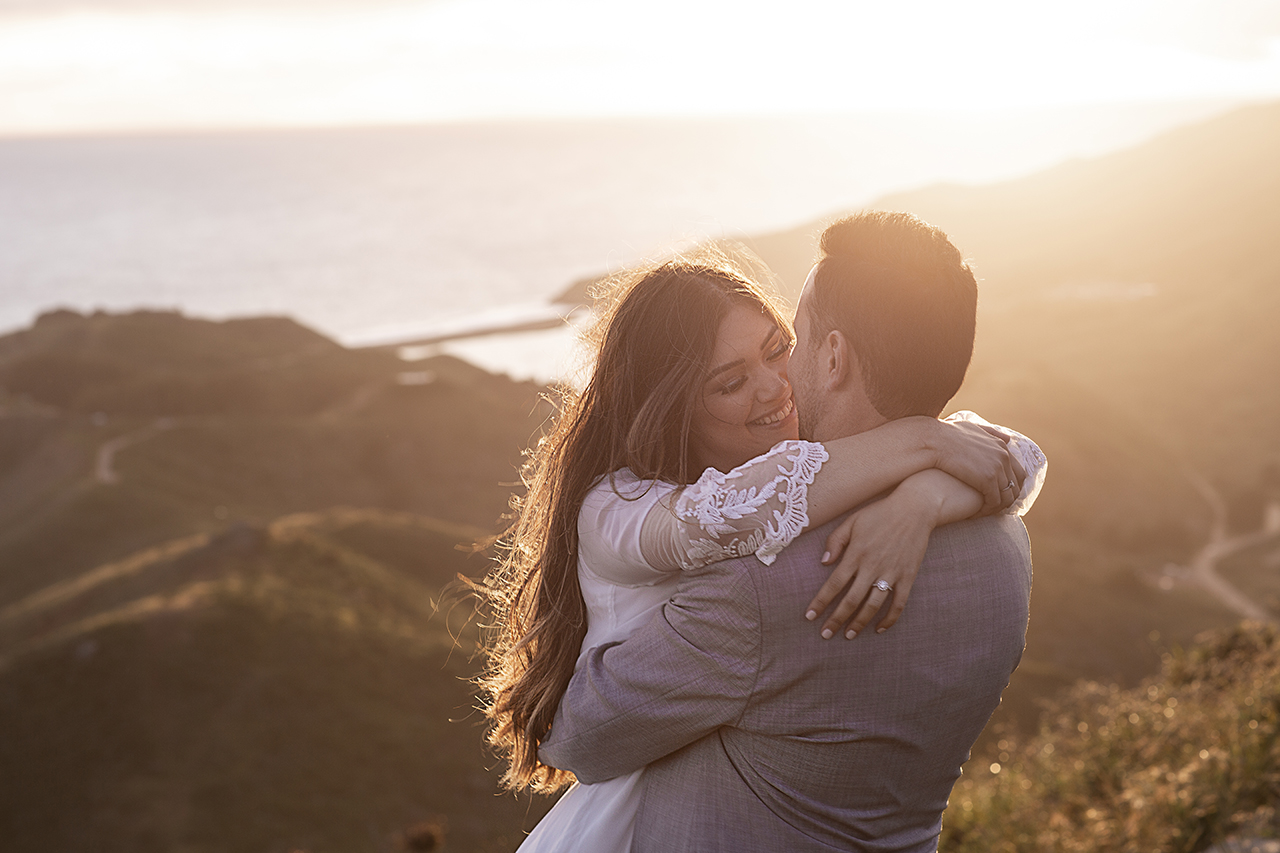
[874,580,892,593]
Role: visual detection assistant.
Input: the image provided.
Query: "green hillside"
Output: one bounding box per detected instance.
[0,510,552,852]
[0,310,555,851]
[0,309,550,604]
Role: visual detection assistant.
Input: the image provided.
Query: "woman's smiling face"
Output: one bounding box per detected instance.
[688,301,799,474]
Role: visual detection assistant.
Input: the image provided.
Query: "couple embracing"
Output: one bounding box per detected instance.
[480,211,1047,852]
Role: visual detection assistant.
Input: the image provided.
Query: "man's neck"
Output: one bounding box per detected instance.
[810,392,888,442]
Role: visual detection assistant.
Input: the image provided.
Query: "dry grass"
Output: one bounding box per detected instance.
[0,510,553,853]
[942,622,1280,852]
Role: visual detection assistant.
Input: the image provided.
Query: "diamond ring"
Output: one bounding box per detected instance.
[874,579,892,593]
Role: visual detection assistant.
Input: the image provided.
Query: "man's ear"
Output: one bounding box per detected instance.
[824,330,855,391]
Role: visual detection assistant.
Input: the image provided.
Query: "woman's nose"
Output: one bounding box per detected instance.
[760,361,790,401]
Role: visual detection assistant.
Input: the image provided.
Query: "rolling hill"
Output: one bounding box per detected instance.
[0,509,552,852]
[0,310,556,851]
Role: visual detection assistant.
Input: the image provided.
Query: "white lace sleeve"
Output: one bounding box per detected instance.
[944,410,1047,516]
[639,440,830,571]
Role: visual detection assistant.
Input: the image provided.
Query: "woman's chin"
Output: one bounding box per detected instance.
[760,422,800,445]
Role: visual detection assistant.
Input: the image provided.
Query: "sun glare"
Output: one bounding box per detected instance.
[0,0,1278,133]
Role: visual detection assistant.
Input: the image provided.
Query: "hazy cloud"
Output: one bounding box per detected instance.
[1,0,1278,134]
[2,0,1277,61]
[0,0,418,14]
[1115,0,1280,60]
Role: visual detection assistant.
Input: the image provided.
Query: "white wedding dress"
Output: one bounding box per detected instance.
[516,413,1046,852]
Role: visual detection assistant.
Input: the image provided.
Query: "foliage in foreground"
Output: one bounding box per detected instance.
[942,621,1280,853]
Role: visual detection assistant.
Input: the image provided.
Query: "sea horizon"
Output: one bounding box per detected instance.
[1,99,1248,381]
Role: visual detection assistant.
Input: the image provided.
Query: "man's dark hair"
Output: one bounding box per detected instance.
[810,211,977,419]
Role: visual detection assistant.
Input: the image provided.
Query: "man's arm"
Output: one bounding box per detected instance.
[538,559,763,783]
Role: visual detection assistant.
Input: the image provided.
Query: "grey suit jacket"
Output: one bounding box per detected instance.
[539,513,1033,852]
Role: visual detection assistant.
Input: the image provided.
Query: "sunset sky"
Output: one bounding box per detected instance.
[2,0,1280,134]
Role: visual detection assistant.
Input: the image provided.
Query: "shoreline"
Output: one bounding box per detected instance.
[357,303,589,351]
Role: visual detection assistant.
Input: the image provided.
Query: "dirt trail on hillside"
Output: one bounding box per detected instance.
[95,419,176,484]
[1180,468,1279,623]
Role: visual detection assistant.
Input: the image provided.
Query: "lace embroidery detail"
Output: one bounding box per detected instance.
[681,530,765,570]
[671,440,830,569]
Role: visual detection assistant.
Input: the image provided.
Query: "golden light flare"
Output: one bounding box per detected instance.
[0,0,1278,133]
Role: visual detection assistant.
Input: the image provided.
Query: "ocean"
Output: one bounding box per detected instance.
[0,102,1234,381]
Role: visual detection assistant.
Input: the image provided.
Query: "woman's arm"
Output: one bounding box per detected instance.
[804,469,984,639]
[806,414,1022,522]
[638,415,1020,572]
[805,420,1047,638]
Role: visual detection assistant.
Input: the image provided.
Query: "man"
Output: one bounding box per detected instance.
[539,211,1040,851]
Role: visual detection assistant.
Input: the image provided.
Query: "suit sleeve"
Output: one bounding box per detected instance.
[538,559,764,783]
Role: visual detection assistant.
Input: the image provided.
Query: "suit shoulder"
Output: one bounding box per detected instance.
[928,514,1032,569]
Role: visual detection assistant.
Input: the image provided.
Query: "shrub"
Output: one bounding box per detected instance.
[942,622,1280,852]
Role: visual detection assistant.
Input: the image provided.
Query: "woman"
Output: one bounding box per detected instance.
[479,254,1042,851]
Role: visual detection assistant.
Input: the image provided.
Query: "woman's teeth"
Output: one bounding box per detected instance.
[751,398,794,426]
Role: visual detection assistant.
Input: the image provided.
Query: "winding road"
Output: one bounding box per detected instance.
[1174,466,1279,623]
[95,418,176,485]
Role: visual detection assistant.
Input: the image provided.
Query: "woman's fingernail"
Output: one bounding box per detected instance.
[845,630,857,640]
[876,627,887,634]
[821,628,833,639]
[821,551,831,564]
[805,609,817,621]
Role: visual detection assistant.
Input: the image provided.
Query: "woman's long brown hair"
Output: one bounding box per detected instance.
[477,251,790,792]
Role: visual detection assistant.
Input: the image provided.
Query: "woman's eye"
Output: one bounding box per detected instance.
[720,378,746,395]
[768,342,790,360]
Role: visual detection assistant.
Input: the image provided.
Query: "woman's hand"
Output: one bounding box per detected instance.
[804,480,942,639]
[927,419,1024,514]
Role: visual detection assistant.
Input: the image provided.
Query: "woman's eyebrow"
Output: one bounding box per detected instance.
[707,325,780,379]
[708,358,745,379]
